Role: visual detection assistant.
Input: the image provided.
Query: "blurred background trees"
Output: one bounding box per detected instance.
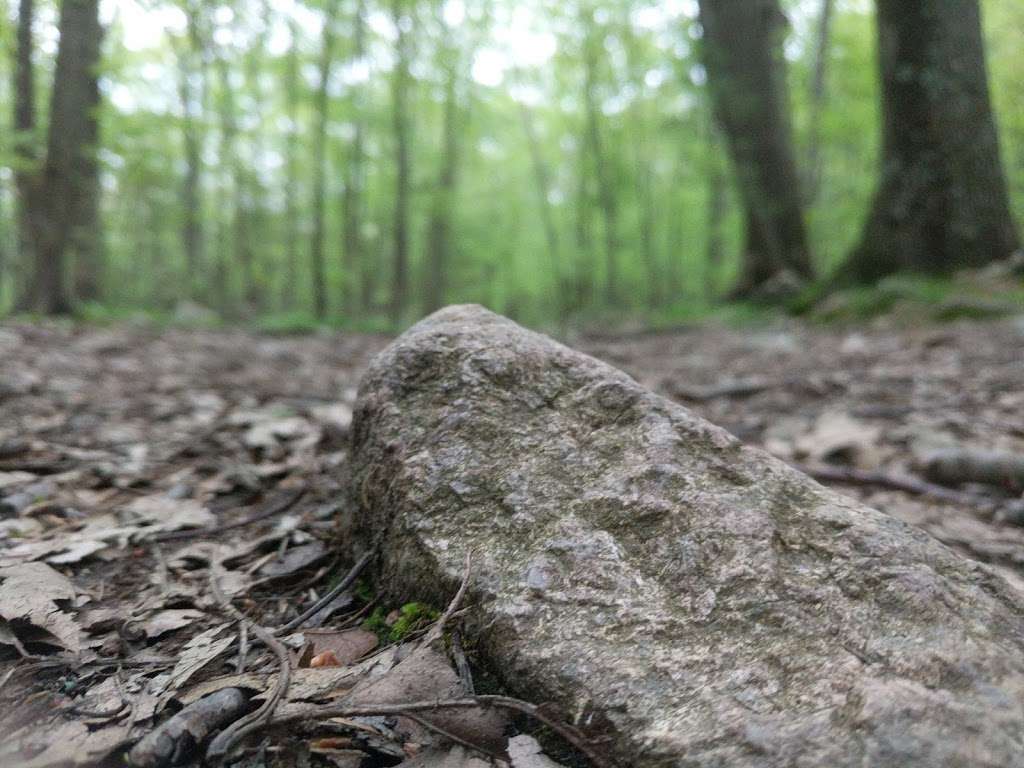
[0,0,1021,326]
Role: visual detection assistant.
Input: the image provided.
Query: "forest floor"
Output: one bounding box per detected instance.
[1,312,1024,768]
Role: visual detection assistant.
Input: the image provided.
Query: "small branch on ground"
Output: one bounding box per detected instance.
[271,695,616,768]
[204,554,292,764]
[151,488,306,543]
[128,687,250,768]
[795,462,1024,523]
[276,550,375,635]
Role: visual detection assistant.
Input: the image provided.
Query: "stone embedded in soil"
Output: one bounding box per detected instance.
[350,304,1024,768]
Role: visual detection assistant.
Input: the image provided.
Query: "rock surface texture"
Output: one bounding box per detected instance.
[350,305,1024,768]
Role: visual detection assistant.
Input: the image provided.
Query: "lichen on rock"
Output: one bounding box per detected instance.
[351,304,1024,767]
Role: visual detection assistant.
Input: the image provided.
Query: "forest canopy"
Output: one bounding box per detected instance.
[1,0,1022,327]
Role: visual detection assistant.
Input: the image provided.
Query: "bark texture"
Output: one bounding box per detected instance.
[697,0,812,296]
[843,0,1019,281]
[352,304,1024,768]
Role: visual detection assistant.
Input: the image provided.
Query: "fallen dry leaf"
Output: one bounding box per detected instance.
[508,735,567,767]
[0,561,81,652]
[300,628,379,666]
[310,650,342,668]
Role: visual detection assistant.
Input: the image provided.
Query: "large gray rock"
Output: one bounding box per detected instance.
[350,305,1024,767]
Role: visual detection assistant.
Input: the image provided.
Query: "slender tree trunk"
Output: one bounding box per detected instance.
[581,8,620,307]
[29,0,103,315]
[517,100,562,303]
[697,0,813,297]
[282,18,300,310]
[841,0,1019,282]
[176,3,205,301]
[704,119,727,298]
[241,0,269,311]
[213,51,237,315]
[341,0,366,315]
[573,141,594,311]
[423,45,461,314]
[804,0,834,204]
[310,0,339,320]
[12,0,38,310]
[70,66,101,305]
[389,0,411,324]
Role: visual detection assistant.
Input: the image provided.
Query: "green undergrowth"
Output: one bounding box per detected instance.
[792,273,1024,324]
[363,601,441,643]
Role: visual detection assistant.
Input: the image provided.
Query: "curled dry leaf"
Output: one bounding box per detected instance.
[0,561,81,652]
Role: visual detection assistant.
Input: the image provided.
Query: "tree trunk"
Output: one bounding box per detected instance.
[517,100,562,305]
[841,0,1019,282]
[240,0,270,311]
[282,18,300,310]
[423,43,461,315]
[705,123,727,298]
[176,3,205,301]
[212,50,237,315]
[30,0,103,315]
[341,0,366,315]
[581,8,620,307]
[697,0,813,297]
[389,0,411,324]
[310,0,339,321]
[12,0,38,310]
[804,0,834,204]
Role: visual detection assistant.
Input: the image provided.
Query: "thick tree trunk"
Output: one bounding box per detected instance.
[697,0,813,297]
[311,0,340,320]
[389,0,411,324]
[423,48,461,315]
[31,0,103,315]
[341,0,367,316]
[841,0,1019,282]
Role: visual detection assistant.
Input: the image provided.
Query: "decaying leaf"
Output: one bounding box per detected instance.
[396,746,492,767]
[0,720,130,768]
[346,645,508,752]
[508,735,567,768]
[257,540,328,579]
[156,624,234,703]
[0,562,81,652]
[125,496,215,536]
[139,609,206,639]
[299,628,379,666]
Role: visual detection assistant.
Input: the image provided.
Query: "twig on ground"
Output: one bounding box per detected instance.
[128,687,250,768]
[152,488,306,543]
[794,462,1024,522]
[400,711,503,761]
[450,631,474,695]
[271,695,615,768]
[276,550,374,635]
[205,555,292,764]
[423,551,473,646]
[236,623,249,674]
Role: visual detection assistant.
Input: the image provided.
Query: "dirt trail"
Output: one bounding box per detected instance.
[1,315,1022,766]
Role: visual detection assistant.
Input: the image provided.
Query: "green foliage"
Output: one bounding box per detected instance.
[363,601,440,643]
[0,0,1021,321]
